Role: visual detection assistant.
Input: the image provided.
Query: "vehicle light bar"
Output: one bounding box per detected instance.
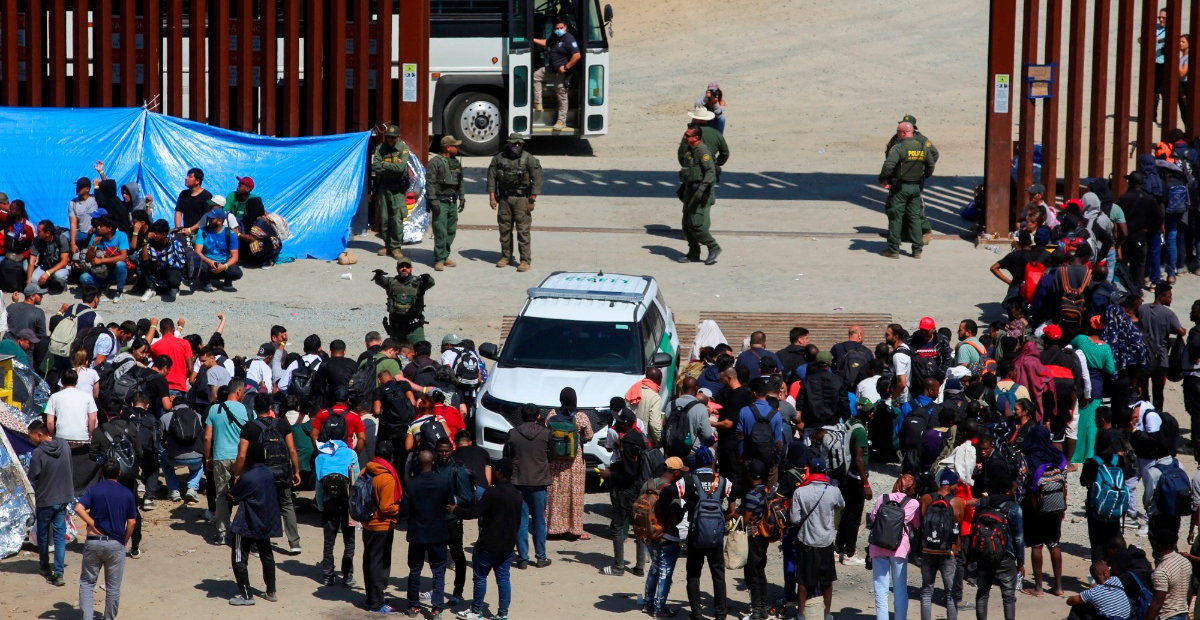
[526,287,643,303]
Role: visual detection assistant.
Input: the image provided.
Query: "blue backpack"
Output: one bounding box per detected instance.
[348,470,378,522]
[1167,182,1190,214]
[1127,572,1154,620]
[1088,454,1128,522]
[1152,460,1192,517]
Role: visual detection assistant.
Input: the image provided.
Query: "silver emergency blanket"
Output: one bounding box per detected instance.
[402,158,430,245]
[10,359,51,426]
[0,430,35,559]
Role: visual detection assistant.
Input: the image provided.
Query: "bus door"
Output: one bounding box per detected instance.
[581,0,611,136]
[507,0,534,136]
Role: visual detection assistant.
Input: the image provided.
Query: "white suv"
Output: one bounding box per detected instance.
[475,272,679,470]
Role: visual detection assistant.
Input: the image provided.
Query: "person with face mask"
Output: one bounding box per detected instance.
[678,127,721,265]
[531,18,580,131]
[426,136,465,272]
[486,134,544,273]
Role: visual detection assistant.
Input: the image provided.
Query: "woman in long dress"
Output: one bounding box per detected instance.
[546,387,594,539]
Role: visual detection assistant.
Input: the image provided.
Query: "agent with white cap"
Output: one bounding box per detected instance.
[427,136,466,271]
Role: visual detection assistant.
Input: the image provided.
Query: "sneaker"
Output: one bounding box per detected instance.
[405,606,422,617]
[323,575,336,587]
[289,545,302,555]
[164,289,178,302]
[49,573,65,587]
[1137,523,1149,537]
[629,567,645,577]
[446,595,462,606]
[957,602,976,610]
[343,574,356,588]
[204,509,215,522]
[261,262,274,270]
[140,290,155,302]
[534,558,552,568]
[420,591,432,602]
[654,610,679,618]
[228,596,255,606]
[184,490,200,504]
[142,498,155,510]
[263,592,278,603]
[514,560,528,570]
[169,490,182,502]
[825,614,835,620]
[840,555,866,566]
[128,547,142,559]
[201,284,216,293]
[111,293,123,303]
[38,565,50,578]
[371,605,399,615]
[222,285,237,293]
[457,612,485,620]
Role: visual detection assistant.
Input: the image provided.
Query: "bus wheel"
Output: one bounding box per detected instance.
[447,92,503,156]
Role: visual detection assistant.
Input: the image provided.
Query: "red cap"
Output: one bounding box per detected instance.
[236,176,255,191]
[1043,324,1063,340]
[918,317,935,331]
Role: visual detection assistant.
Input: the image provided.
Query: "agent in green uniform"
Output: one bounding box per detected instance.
[678,127,721,265]
[486,133,544,273]
[427,136,466,271]
[372,260,434,345]
[371,125,412,261]
[879,121,935,259]
[884,114,940,245]
[680,106,730,179]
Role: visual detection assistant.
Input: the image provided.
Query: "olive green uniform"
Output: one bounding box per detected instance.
[884,130,939,240]
[371,139,412,253]
[373,271,434,345]
[426,153,464,263]
[486,150,544,264]
[879,136,935,254]
[678,125,730,174]
[678,142,720,256]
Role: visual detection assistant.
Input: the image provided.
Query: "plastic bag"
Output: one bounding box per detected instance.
[402,157,429,244]
[724,517,749,570]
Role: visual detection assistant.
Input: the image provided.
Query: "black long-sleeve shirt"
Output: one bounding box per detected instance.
[453,479,523,553]
[1118,187,1162,237]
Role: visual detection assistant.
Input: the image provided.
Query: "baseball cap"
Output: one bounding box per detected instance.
[617,407,638,425]
[397,260,412,269]
[1026,182,1046,194]
[76,177,91,191]
[901,114,918,125]
[856,396,876,412]
[207,194,227,208]
[439,136,462,148]
[938,469,960,487]
[944,377,963,393]
[205,208,228,222]
[1043,324,1063,341]
[332,387,350,403]
[809,457,828,474]
[442,333,462,346]
[22,283,47,296]
[919,317,936,331]
[664,457,689,472]
[506,132,525,144]
[236,176,255,191]
[814,351,834,367]
[0,192,8,203]
[257,343,276,358]
[698,388,713,399]
[16,328,39,344]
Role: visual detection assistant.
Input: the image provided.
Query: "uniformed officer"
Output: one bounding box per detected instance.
[372,260,434,345]
[678,127,721,265]
[427,135,466,271]
[486,133,544,273]
[680,106,730,180]
[884,114,940,245]
[371,125,412,261]
[879,121,935,259]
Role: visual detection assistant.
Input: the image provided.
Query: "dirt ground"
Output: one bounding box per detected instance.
[0,1,1192,620]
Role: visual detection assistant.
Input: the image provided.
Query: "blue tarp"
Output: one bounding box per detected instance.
[0,107,371,260]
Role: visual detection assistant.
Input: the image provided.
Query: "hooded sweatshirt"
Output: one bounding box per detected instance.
[1082,191,1115,257]
[1138,154,1165,200]
[1013,341,1058,424]
[314,439,360,509]
[28,436,75,508]
[363,459,401,531]
[95,179,130,232]
[504,421,552,487]
[122,181,146,213]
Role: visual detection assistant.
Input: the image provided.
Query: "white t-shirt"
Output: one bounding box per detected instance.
[45,386,99,441]
[856,375,882,404]
[246,359,273,391]
[66,366,101,397]
[892,345,912,404]
[279,353,322,392]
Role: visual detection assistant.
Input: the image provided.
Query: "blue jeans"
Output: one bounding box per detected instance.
[36,503,68,574]
[644,541,682,614]
[516,486,547,562]
[1148,231,1163,283]
[1166,213,1183,277]
[782,532,799,603]
[160,452,203,493]
[79,260,128,293]
[873,556,909,620]
[712,115,726,133]
[470,548,512,616]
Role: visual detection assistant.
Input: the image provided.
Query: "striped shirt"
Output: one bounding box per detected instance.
[1079,577,1131,619]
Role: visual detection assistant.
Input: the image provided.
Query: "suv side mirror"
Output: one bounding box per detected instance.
[479,343,499,360]
[604,4,614,23]
[650,351,672,368]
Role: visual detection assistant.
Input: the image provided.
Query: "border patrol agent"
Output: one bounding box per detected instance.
[680,106,730,184]
[427,136,466,271]
[372,260,434,345]
[371,125,411,261]
[884,114,940,245]
[486,133,544,273]
[678,127,721,265]
[879,121,935,259]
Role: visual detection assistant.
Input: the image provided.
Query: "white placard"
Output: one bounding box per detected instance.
[402,62,417,102]
[994,74,1010,114]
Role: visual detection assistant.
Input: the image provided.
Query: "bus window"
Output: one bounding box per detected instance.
[586,0,606,44]
[511,0,529,43]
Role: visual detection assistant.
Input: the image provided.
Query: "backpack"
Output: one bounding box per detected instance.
[638,447,666,488]
[1166,177,1191,214]
[416,415,449,453]
[254,418,294,483]
[1088,454,1128,522]
[414,363,438,387]
[548,412,579,461]
[970,499,1014,567]
[665,400,702,459]
[821,422,851,475]
[378,381,416,427]
[837,346,871,387]
[868,495,912,551]
[961,340,989,378]
[1127,572,1154,620]
[1022,262,1046,302]
[756,494,789,542]
[745,402,779,466]
[102,429,139,481]
[47,307,94,358]
[168,406,202,444]
[1059,268,1092,326]
[690,474,727,550]
[288,357,320,401]
[1035,467,1067,514]
[907,349,941,393]
[348,470,378,521]
[995,384,1020,418]
[1167,335,1186,383]
[75,327,111,362]
[899,408,930,454]
[998,442,1029,502]
[320,470,351,502]
[109,365,151,410]
[318,408,348,443]
[347,356,382,403]
[451,350,482,387]
[133,407,158,453]
[921,493,959,553]
[1151,460,1193,517]
[631,482,668,543]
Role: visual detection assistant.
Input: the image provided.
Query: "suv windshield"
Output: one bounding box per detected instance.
[500,317,642,373]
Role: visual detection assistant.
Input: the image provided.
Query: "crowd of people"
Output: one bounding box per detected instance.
[0,163,286,304]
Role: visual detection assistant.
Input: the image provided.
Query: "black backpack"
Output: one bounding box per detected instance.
[319,408,349,443]
[348,355,382,403]
[837,346,871,387]
[921,493,958,552]
[417,415,449,453]
[378,381,416,427]
[451,350,482,387]
[901,346,942,391]
[414,363,438,387]
[168,406,202,444]
[970,498,1014,567]
[288,358,320,401]
[109,364,151,411]
[690,474,727,550]
[102,428,139,481]
[254,418,293,482]
[868,495,912,551]
[664,400,702,459]
[133,407,158,452]
[745,402,779,466]
[73,326,111,361]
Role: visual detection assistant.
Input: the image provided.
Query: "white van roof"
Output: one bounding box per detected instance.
[522,272,656,322]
